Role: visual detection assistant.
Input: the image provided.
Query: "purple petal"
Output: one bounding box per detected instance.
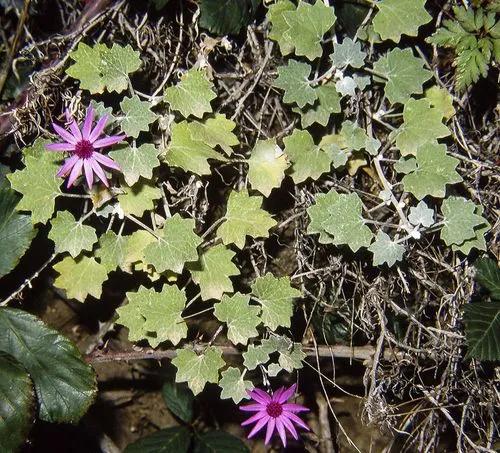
[264,417,276,444]
[281,415,299,440]
[278,384,297,403]
[57,155,79,177]
[282,403,309,413]
[89,115,109,142]
[53,123,78,145]
[65,109,82,141]
[240,403,265,412]
[241,411,267,427]
[249,389,272,405]
[283,411,309,431]
[90,158,109,187]
[82,106,94,139]
[46,142,75,152]
[272,387,285,402]
[247,416,269,438]
[93,134,126,149]
[93,152,121,171]
[83,159,94,188]
[276,418,287,447]
[67,158,84,188]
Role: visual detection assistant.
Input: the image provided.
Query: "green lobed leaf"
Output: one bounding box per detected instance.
[118,179,163,217]
[188,244,240,301]
[330,37,366,68]
[109,143,160,187]
[95,231,129,272]
[463,302,500,361]
[0,308,97,423]
[425,86,456,120]
[214,293,261,345]
[247,139,289,196]
[53,255,108,302]
[0,352,35,453]
[372,0,431,43]
[217,189,276,249]
[306,190,338,244]
[124,426,192,453]
[294,82,342,128]
[408,200,435,228]
[372,48,432,105]
[172,346,225,395]
[452,206,490,255]
[0,186,36,278]
[242,342,273,370]
[164,68,216,118]
[273,60,317,108]
[143,214,202,274]
[401,144,462,199]
[119,95,157,138]
[267,0,296,55]
[218,367,253,404]
[162,381,194,423]
[251,273,301,330]
[48,210,97,258]
[121,230,156,273]
[475,258,500,300]
[187,114,239,156]
[368,231,405,267]
[440,197,485,246]
[193,431,249,453]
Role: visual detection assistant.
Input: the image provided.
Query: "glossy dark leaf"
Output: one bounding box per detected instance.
[475,257,500,300]
[162,381,194,423]
[194,431,249,453]
[199,0,260,35]
[463,302,500,361]
[124,426,192,453]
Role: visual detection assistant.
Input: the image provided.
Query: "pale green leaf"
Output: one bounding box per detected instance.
[282,0,336,60]
[306,190,337,244]
[95,231,129,272]
[440,197,485,246]
[53,256,108,302]
[425,86,456,120]
[335,76,357,97]
[48,211,97,258]
[452,206,490,255]
[251,273,301,330]
[188,114,238,156]
[118,179,162,217]
[242,343,273,370]
[214,293,261,345]
[273,60,317,108]
[247,139,289,196]
[164,69,216,118]
[341,120,381,155]
[402,143,462,199]
[188,244,240,301]
[372,48,432,104]
[283,129,332,183]
[267,0,296,55]
[372,0,431,43]
[393,98,450,155]
[109,143,160,186]
[368,231,405,267]
[294,82,342,127]
[165,121,223,175]
[394,156,417,174]
[219,368,253,403]
[122,230,156,273]
[331,37,366,68]
[119,95,157,138]
[217,189,276,249]
[408,200,435,227]
[143,214,202,274]
[172,346,225,395]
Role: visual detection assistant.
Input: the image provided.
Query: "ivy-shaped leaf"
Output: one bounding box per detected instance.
[143,214,202,274]
[119,95,157,138]
[294,83,342,128]
[248,139,289,196]
[283,129,332,183]
[243,342,274,370]
[188,244,240,301]
[440,197,485,246]
[164,68,216,118]
[282,0,336,60]
[122,230,156,273]
[330,37,366,68]
[273,60,317,108]
[118,179,163,217]
[187,114,238,156]
[372,48,432,104]
[425,86,456,120]
[452,205,490,255]
[306,190,337,244]
[66,43,141,94]
[8,138,61,224]
[408,200,435,228]
[48,211,97,258]
[372,0,431,43]
[394,156,418,174]
[340,120,380,155]
[267,0,296,55]
[368,231,405,267]
[214,293,261,345]
[165,121,223,175]
[393,98,450,155]
[172,346,225,395]
[109,143,160,186]
[53,256,108,302]
[251,274,301,330]
[401,143,462,199]
[95,231,129,273]
[117,285,187,347]
[217,189,276,249]
[219,367,253,404]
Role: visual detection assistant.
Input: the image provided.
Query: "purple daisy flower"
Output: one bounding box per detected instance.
[46,107,125,188]
[240,384,309,447]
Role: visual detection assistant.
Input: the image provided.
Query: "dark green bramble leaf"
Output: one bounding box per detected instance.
[124,426,192,453]
[162,381,194,423]
[475,258,500,300]
[199,0,260,36]
[0,185,36,278]
[0,352,35,453]
[463,302,500,361]
[193,430,250,453]
[0,308,97,423]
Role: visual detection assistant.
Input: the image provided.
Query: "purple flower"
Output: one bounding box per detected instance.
[46,107,125,188]
[240,384,309,447]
